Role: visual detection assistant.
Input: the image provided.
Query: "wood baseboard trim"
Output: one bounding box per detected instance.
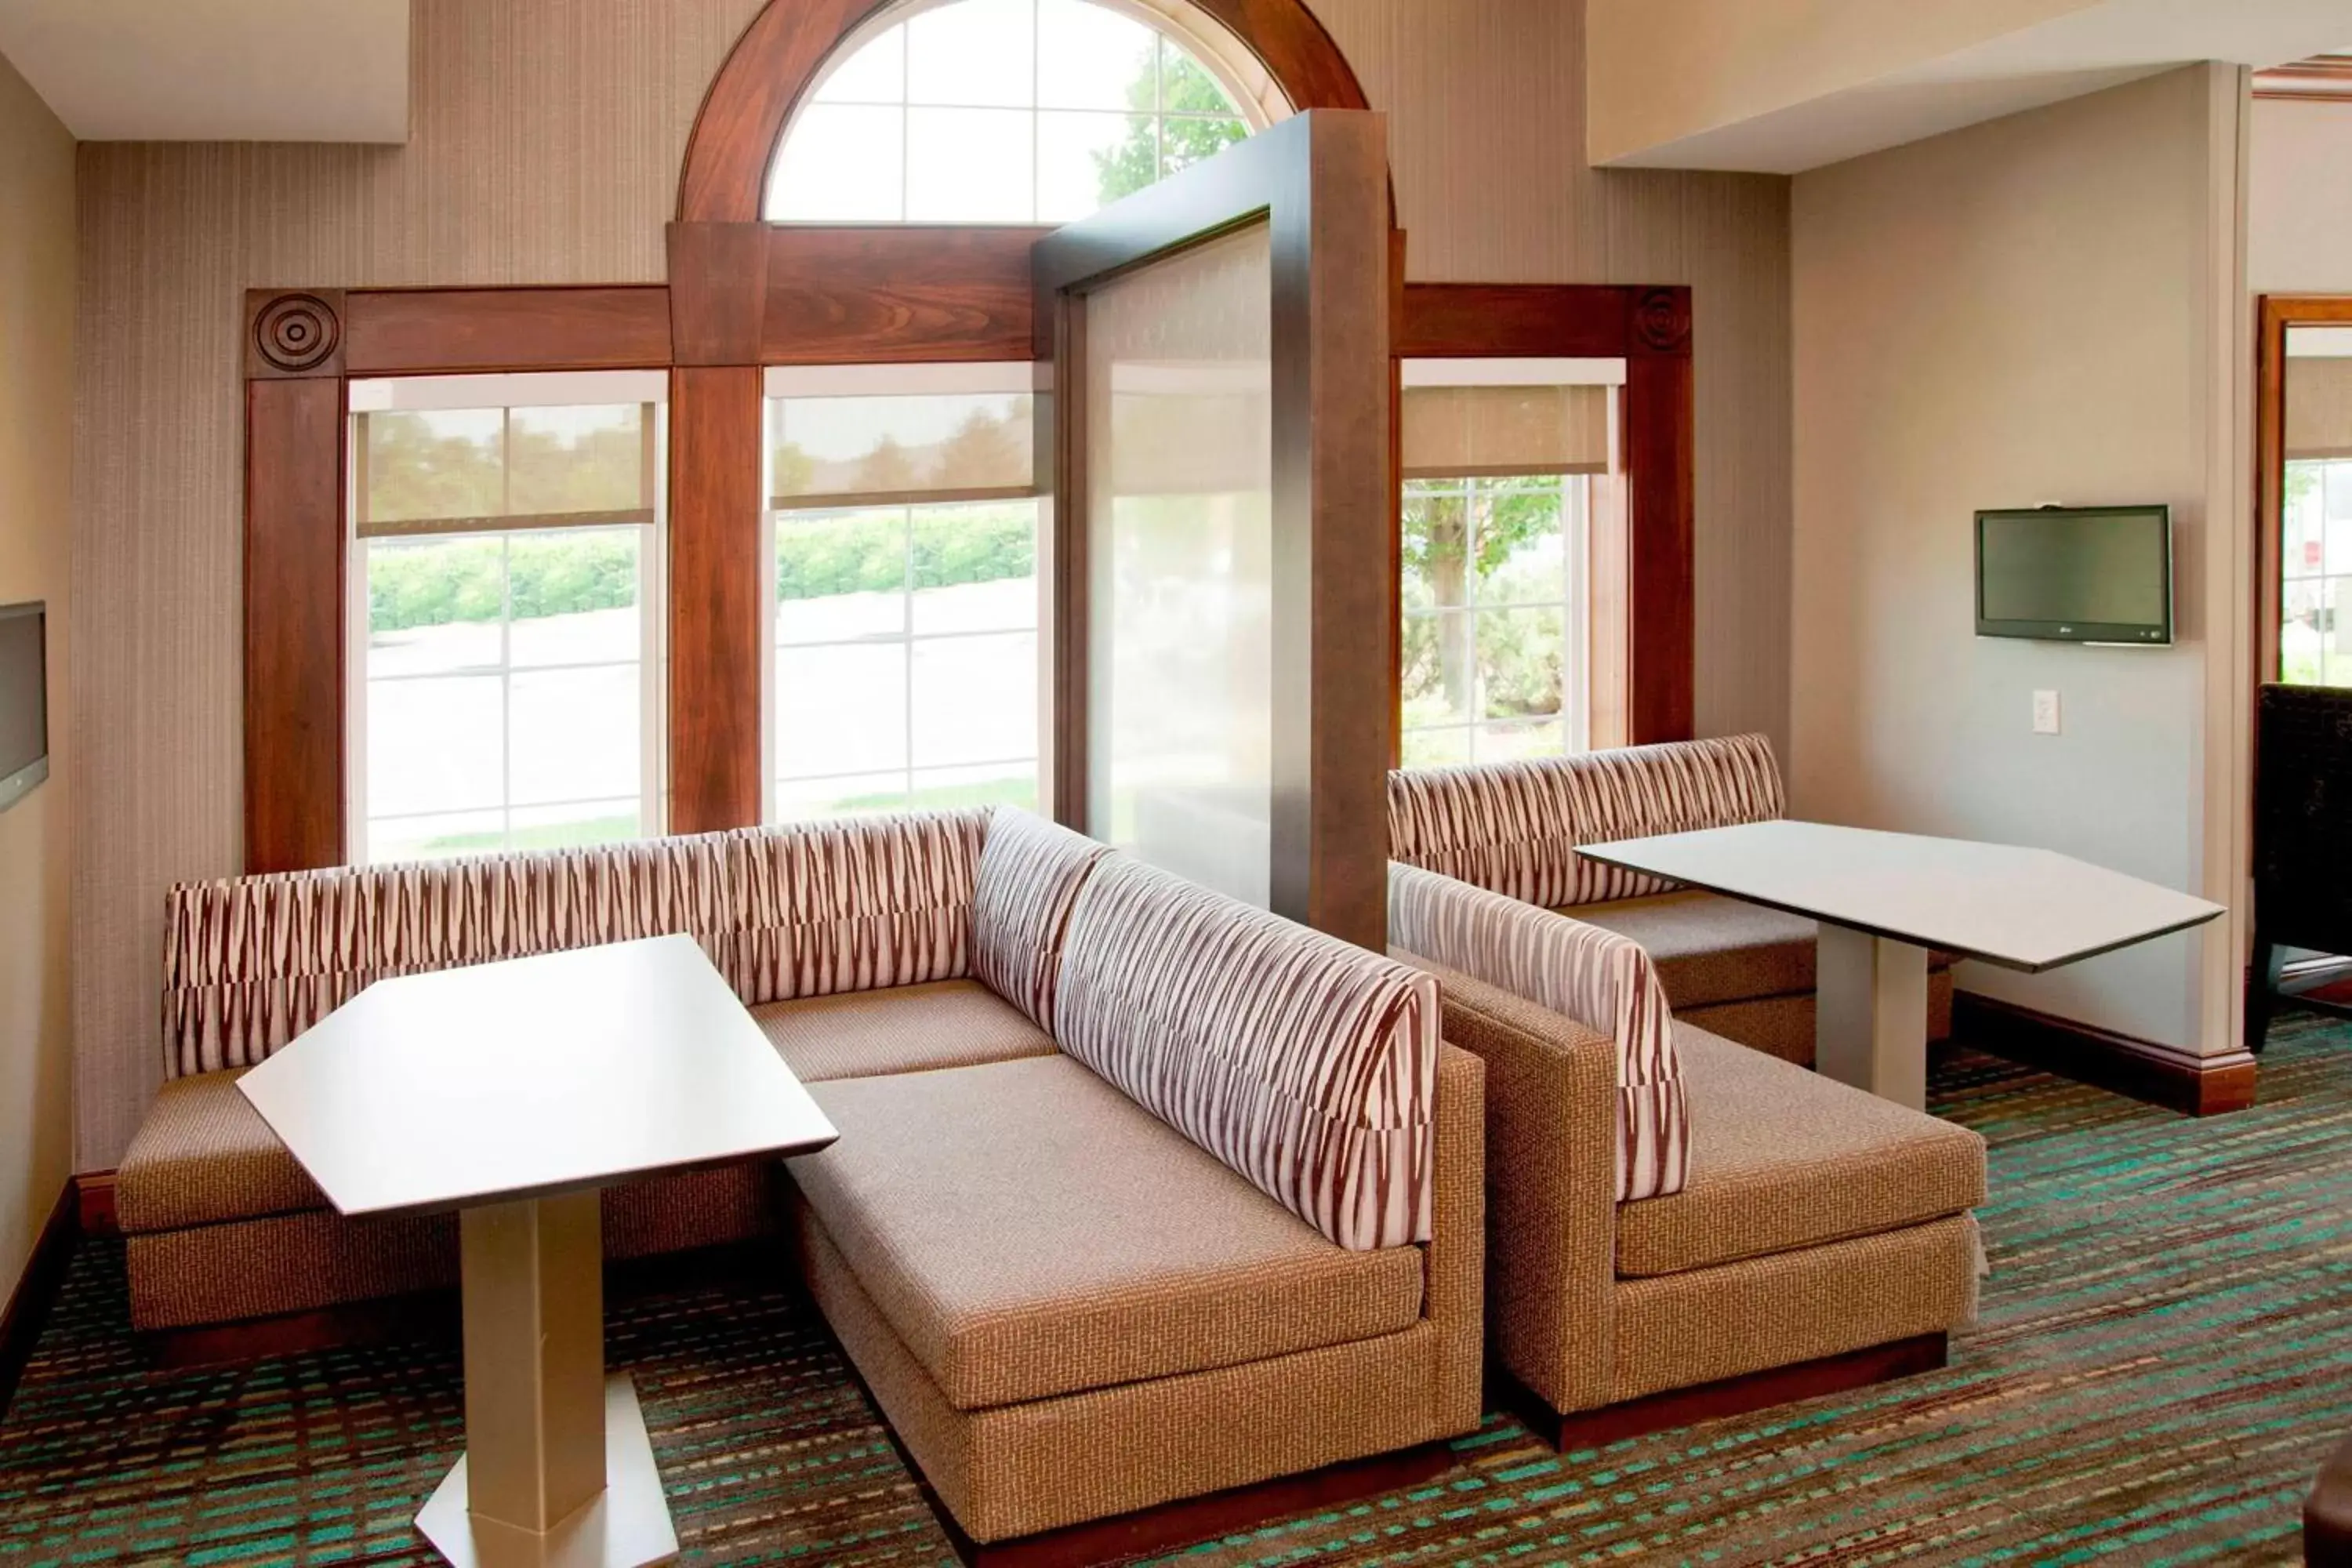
[939,1441,1457,1566]
[1507,1332,1948,1451]
[76,1171,118,1236]
[0,1178,82,1419]
[1953,993,2256,1116]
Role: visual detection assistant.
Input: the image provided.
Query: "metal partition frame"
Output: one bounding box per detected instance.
[1031,109,1392,949]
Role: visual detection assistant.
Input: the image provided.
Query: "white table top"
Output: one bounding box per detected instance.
[1577,818,2223,973]
[238,935,838,1219]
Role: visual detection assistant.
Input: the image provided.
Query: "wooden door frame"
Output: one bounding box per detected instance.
[2254,294,2352,693]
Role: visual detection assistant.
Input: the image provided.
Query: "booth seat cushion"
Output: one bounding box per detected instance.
[1566,891,1817,1008]
[1613,1024,1986,1279]
[787,1054,1426,1412]
[118,1069,326,1231]
[1569,891,1957,1010]
[750,978,1057,1083]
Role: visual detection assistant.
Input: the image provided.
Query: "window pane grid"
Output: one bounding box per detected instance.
[768,0,1257,223]
[1401,471,1586,767]
[360,524,652,858]
[354,385,664,866]
[768,422,1041,820]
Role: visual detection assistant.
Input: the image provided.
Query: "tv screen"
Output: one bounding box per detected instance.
[0,601,48,813]
[1975,505,2172,644]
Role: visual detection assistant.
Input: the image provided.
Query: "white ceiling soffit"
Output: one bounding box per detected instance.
[0,0,408,142]
[1603,0,2352,174]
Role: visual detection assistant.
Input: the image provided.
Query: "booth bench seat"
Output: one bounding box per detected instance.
[121,806,1479,1552]
[789,1044,1481,1542]
[1571,890,1956,1064]
[1391,736,1957,1065]
[750,976,1059,1083]
[1388,862,1983,1441]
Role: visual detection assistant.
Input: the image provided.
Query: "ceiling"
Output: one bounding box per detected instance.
[0,0,408,142]
[1601,0,2352,173]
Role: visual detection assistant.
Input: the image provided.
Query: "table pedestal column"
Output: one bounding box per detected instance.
[1815,924,1930,1111]
[417,1191,677,1568]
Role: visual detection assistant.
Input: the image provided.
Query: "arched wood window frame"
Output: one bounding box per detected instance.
[240,0,1693,873]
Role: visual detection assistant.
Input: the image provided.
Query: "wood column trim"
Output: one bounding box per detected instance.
[667,366,764,833]
[245,368,347,873]
[1624,286,1695,744]
[668,223,769,365]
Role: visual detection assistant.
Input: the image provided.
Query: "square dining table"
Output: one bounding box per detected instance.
[1578,820,2225,1110]
[237,934,838,1568]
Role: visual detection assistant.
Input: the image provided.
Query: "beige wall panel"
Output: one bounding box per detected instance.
[71,0,1792,1166]
[1585,0,2098,167]
[1790,65,2244,1057]
[2249,98,2352,293]
[0,49,77,1301]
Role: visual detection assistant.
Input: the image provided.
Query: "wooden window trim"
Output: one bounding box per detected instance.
[248,2,1621,873]
[1395,284,1696,753]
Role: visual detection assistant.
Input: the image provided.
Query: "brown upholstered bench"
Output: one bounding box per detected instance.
[121,806,1480,1553]
[1390,734,1957,1064]
[117,1070,769,1330]
[1388,860,1984,1444]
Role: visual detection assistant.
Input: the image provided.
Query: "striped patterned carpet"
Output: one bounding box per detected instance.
[4,1017,2349,1566]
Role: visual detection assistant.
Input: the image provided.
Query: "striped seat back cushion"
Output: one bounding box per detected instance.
[1388,861,1687,1202]
[968,807,1114,1032]
[1387,733,1785,908]
[1054,857,1439,1250]
[161,810,990,1078]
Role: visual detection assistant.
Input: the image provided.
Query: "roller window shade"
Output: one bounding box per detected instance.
[769,392,1036,511]
[1401,384,1611,480]
[2287,357,2352,462]
[355,403,655,539]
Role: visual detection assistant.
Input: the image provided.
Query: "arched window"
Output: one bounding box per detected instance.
[764,0,1288,224]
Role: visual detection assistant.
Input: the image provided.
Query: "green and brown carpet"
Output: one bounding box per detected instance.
[4,1016,2350,1566]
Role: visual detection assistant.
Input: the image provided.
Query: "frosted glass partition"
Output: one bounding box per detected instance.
[1083,221,1274,906]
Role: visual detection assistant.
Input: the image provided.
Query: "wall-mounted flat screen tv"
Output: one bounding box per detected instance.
[1975,505,2172,645]
[0,601,49,813]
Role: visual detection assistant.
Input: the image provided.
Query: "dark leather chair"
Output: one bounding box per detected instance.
[2249,684,2352,1051]
[2311,1426,2352,1566]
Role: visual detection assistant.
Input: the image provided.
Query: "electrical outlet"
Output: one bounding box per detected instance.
[2032,690,2060,735]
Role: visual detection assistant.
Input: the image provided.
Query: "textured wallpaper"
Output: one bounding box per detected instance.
[70,0,1791,1167]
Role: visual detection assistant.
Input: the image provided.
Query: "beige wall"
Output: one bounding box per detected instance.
[1791,65,2249,1057]
[71,0,1792,1166]
[0,50,77,1302]
[2249,96,2352,292]
[1585,0,2100,165]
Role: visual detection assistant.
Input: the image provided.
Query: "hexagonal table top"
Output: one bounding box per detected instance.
[238,934,837,1218]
